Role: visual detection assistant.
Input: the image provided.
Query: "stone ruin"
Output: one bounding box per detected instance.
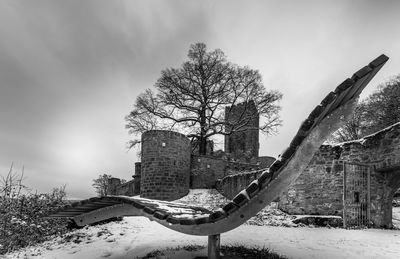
[107,99,400,228]
[279,122,400,228]
[217,122,400,228]
[107,101,275,199]
[224,100,259,162]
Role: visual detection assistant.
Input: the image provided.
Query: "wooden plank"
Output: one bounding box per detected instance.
[355,54,389,98]
[315,91,346,127]
[71,205,107,210]
[63,208,101,213]
[50,212,84,217]
[369,54,389,68]
[232,192,249,206]
[89,201,120,206]
[319,72,369,128]
[341,55,388,105]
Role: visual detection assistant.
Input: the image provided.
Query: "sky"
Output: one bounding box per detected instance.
[1,0,400,199]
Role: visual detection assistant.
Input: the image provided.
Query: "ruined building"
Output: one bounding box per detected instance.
[278,122,400,228]
[217,122,400,228]
[225,100,259,162]
[107,101,275,199]
[107,99,400,228]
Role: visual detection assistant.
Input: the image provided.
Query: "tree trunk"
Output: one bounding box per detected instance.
[199,107,207,155]
[199,135,207,155]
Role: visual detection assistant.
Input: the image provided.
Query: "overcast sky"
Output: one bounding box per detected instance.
[1,0,400,199]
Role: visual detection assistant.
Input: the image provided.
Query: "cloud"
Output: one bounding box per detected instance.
[1,0,400,198]
[0,0,212,197]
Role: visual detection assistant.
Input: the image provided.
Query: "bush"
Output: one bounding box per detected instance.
[0,166,69,254]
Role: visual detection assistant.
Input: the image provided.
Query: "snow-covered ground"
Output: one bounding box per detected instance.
[5,217,400,259]
[177,189,298,227]
[4,190,400,258]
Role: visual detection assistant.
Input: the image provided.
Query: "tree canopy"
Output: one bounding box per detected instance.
[92,174,112,197]
[126,43,282,155]
[331,75,400,142]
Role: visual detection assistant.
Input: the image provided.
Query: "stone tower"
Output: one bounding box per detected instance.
[140,130,191,201]
[224,100,259,161]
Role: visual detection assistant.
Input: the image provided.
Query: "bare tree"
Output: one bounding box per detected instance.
[363,76,400,133]
[331,103,369,142]
[126,43,282,155]
[331,75,400,142]
[92,174,113,197]
[0,163,27,198]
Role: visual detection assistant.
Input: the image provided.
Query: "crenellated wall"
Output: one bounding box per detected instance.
[279,122,400,228]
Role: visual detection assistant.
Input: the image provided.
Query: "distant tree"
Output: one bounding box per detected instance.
[92,174,113,197]
[331,75,400,142]
[363,76,400,132]
[126,43,282,155]
[330,102,369,142]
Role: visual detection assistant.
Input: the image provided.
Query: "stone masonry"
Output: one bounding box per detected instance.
[190,155,269,189]
[111,100,269,200]
[225,101,259,161]
[279,122,400,228]
[216,170,263,199]
[107,162,141,196]
[140,130,191,201]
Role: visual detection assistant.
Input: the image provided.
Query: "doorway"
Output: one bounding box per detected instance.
[343,162,371,228]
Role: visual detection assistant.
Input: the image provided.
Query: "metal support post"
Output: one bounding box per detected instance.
[208,234,221,259]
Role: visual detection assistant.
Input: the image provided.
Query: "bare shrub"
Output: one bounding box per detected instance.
[0,164,69,254]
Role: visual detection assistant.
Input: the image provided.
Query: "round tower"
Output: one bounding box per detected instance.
[140,130,191,200]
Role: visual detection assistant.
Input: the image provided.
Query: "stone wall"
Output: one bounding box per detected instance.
[212,156,275,199]
[190,155,226,188]
[190,155,265,189]
[140,130,191,201]
[107,178,139,196]
[107,178,122,195]
[278,150,345,215]
[216,170,263,199]
[279,122,400,228]
[114,179,136,196]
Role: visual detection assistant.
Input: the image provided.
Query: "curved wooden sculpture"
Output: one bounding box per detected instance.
[49,54,388,257]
